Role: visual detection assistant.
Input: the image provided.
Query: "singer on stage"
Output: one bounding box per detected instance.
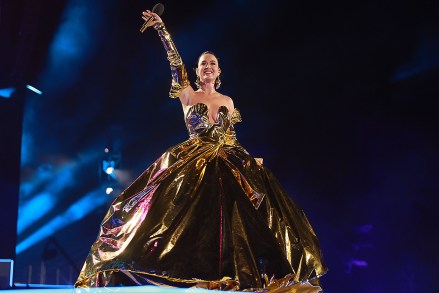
[74,7,328,293]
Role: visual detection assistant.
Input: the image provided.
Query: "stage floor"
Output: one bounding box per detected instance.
[2,285,209,293]
[3,282,322,292]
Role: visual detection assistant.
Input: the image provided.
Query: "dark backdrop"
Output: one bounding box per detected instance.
[1,0,438,292]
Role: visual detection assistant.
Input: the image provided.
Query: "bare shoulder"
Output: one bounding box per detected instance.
[220,94,234,111]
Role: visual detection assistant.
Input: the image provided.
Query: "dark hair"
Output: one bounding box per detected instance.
[197,51,219,65]
[194,51,222,89]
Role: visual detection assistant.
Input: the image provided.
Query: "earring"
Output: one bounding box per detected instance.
[195,75,201,89]
[215,75,221,89]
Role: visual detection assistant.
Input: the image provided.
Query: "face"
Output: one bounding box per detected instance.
[196,53,221,84]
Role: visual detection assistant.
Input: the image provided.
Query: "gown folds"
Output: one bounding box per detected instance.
[75,102,328,292]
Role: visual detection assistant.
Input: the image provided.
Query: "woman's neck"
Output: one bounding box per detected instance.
[198,83,217,95]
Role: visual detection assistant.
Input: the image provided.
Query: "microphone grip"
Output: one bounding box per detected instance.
[140,16,154,33]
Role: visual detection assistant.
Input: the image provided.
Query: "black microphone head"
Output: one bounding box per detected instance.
[152,3,164,16]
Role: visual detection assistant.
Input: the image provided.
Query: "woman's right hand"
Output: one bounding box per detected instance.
[142,10,163,28]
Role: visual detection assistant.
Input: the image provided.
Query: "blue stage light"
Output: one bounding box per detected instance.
[16,187,109,255]
[17,192,55,235]
[25,85,42,95]
[0,87,16,98]
[105,166,114,175]
[102,160,115,176]
[17,163,78,236]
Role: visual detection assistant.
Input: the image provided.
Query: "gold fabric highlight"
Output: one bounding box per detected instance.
[75,103,327,292]
[155,23,190,98]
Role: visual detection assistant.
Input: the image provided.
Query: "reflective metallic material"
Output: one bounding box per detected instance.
[75,103,328,292]
[154,23,190,99]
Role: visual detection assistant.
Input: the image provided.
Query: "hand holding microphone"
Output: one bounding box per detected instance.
[140,3,165,33]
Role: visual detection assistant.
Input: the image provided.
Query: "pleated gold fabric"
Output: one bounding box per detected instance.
[75,103,328,292]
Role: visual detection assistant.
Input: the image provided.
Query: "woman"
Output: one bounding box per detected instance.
[74,9,328,292]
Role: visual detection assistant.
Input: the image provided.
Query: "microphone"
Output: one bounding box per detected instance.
[140,3,165,33]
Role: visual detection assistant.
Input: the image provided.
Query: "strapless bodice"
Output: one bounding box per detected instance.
[185,103,241,144]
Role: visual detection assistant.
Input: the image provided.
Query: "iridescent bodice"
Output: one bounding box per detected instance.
[185,103,241,145]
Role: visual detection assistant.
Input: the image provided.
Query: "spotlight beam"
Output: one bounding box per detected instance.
[16,187,109,255]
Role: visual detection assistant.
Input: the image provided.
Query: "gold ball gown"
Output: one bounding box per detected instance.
[74,102,328,292]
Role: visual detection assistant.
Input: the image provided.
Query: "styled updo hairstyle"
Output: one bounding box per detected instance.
[195,51,222,89]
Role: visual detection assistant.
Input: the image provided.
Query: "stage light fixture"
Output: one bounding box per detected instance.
[25,84,42,95]
[0,87,16,98]
[105,165,114,175]
[100,147,122,196]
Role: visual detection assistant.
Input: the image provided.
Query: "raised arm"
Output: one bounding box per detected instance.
[142,10,192,103]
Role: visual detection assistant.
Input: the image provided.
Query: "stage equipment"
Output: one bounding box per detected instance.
[0,259,14,289]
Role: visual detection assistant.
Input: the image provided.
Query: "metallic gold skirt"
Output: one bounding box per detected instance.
[75,137,327,292]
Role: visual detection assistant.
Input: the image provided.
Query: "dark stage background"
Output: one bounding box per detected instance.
[1,0,439,292]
